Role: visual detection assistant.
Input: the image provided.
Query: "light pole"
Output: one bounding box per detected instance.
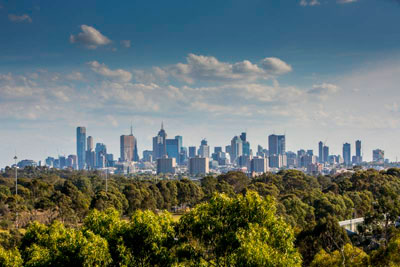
[13,155,18,195]
[13,155,18,229]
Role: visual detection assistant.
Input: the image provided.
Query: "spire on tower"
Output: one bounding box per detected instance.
[130,121,133,135]
[161,121,164,130]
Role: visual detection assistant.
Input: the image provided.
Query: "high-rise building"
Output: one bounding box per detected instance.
[352,140,363,164]
[59,156,66,169]
[143,150,153,162]
[189,157,209,175]
[95,143,107,168]
[86,136,95,169]
[189,146,197,158]
[268,134,285,156]
[76,127,86,170]
[198,139,210,158]
[214,147,222,154]
[175,136,182,153]
[251,157,268,174]
[87,136,94,151]
[240,132,250,156]
[373,149,384,163]
[356,140,361,157]
[67,155,77,169]
[318,141,323,163]
[166,138,179,163]
[230,136,243,163]
[152,123,167,159]
[323,145,329,164]
[120,134,136,162]
[157,156,176,174]
[343,143,351,165]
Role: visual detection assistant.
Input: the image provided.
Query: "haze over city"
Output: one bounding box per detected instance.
[2,0,400,167]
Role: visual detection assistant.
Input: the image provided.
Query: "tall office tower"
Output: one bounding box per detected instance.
[286,151,297,168]
[230,136,243,164]
[251,157,268,174]
[318,141,324,163]
[372,149,385,163]
[86,136,94,169]
[95,143,107,168]
[87,136,94,151]
[214,147,222,154]
[166,138,179,163]
[152,123,167,159]
[199,139,210,158]
[189,157,209,175]
[157,156,176,174]
[343,143,351,165]
[240,132,250,156]
[180,147,188,164]
[352,140,362,164]
[67,155,77,169]
[59,156,66,169]
[76,127,86,170]
[188,146,197,158]
[143,150,153,162]
[120,126,137,162]
[268,134,285,156]
[175,136,183,154]
[356,140,361,157]
[225,145,232,155]
[323,146,329,164]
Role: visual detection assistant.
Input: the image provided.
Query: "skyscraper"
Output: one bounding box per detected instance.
[152,122,167,159]
[318,141,323,163]
[240,132,250,156]
[198,139,210,158]
[230,136,243,163]
[166,138,179,162]
[76,127,86,170]
[268,134,285,156]
[323,145,329,164]
[356,140,361,157]
[120,126,137,162]
[189,146,197,158]
[343,143,351,165]
[86,136,94,169]
[353,140,362,164]
[95,143,107,168]
[373,149,384,163]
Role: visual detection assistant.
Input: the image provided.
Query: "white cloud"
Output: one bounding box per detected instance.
[8,14,32,23]
[70,25,111,49]
[66,72,84,81]
[88,61,132,82]
[308,83,339,99]
[337,0,358,4]
[166,54,292,83]
[300,0,320,6]
[260,57,292,75]
[120,40,131,48]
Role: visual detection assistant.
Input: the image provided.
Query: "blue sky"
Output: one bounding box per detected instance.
[1,0,400,166]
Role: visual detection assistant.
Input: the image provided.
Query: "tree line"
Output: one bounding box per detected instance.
[0,167,399,266]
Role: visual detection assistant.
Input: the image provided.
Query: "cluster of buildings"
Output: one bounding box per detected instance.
[12,124,393,177]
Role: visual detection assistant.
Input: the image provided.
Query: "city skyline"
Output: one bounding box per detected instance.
[2,0,400,166]
[3,124,393,169]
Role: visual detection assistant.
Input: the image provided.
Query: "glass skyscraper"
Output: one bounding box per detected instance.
[76,127,86,170]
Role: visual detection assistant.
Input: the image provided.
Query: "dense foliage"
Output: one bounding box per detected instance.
[0,167,400,266]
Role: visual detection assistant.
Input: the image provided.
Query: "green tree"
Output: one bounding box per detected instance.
[20,221,112,267]
[177,191,301,266]
[311,243,369,267]
[0,246,23,267]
